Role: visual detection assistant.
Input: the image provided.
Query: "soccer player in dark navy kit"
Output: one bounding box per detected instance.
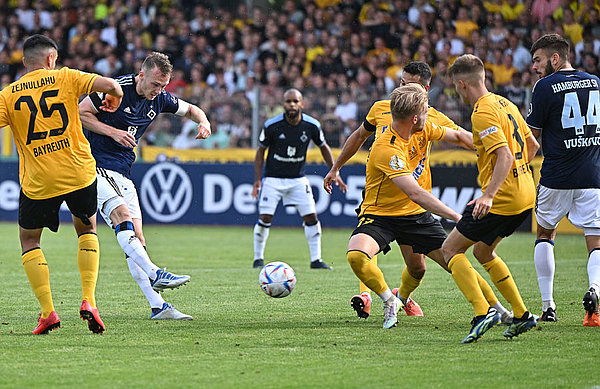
[527,34,600,326]
[79,52,211,320]
[251,89,347,269]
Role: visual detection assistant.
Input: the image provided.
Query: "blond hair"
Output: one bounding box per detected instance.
[447,54,485,85]
[389,84,428,120]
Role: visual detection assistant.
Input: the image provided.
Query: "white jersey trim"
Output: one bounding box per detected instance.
[175,99,191,116]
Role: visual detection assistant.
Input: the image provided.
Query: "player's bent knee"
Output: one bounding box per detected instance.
[259,214,273,224]
[347,250,369,270]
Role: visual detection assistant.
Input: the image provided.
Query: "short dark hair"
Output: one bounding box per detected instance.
[142,52,173,76]
[530,34,570,60]
[23,34,58,63]
[403,62,432,86]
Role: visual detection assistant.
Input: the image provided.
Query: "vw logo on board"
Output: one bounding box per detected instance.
[140,162,193,222]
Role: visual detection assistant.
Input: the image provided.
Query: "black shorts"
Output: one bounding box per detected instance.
[351,212,447,255]
[456,204,531,246]
[19,180,97,232]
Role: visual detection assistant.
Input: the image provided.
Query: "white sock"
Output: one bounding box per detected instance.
[587,248,600,294]
[253,221,270,260]
[493,301,509,316]
[127,257,165,309]
[304,221,322,262]
[115,222,159,279]
[379,289,393,303]
[535,239,555,310]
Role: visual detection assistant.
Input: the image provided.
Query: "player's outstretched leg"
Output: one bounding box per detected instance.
[503,311,538,338]
[151,303,193,320]
[462,308,501,344]
[80,300,105,334]
[583,288,600,327]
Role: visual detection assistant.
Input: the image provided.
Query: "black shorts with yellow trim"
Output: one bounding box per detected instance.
[456,204,531,246]
[19,180,97,232]
[351,212,447,255]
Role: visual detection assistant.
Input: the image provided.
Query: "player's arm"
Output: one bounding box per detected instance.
[90,77,123,112]
[183,103,211,140]
[441,127,476,151]
[252,145,266,199]
[79,97,137,148]
[525,132,540,162]
[528,126,541,140]
[319,142,348,193]
[323,124,371,193]
[392,174,461,222]
[470,145,514,219]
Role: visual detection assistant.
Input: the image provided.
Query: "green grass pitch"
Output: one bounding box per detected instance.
[0,222,596,388]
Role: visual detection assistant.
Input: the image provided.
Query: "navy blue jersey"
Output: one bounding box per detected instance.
[259,113,326,178]
[84,74,184,178]
[527,70,600,189]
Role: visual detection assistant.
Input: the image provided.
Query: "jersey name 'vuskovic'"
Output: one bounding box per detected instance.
[259,113,325,178]
[85,74,184,178]
[527,69,600,189]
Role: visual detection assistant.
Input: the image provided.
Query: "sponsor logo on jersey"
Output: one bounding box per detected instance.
[140,162,193,223]
[279,133,286,139]
[123,107,132,114]
[479,126,498,139]
[389,155,405,170]
[287,146,296,157]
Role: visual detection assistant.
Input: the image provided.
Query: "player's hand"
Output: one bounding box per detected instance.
[323,169,338,194]
[334,175,347,194]
[468,195,492,220]
[252,180,261,199]
[111,129,136,148]
[195,122,211,139]
[100,94,122,112]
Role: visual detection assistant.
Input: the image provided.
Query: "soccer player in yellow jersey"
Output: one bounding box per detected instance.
[342,84,464,329]
[0,35,123,334]
[444,54,539,343]
[324,62,512,325]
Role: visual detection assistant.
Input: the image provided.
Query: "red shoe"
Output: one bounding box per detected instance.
[583,311,600,327]
[350,293,371,319]
[32,311,60,334]
[80,300,105,334]
[392,288,424,317]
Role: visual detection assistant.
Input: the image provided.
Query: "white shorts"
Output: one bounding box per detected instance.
[96,168,142,228]
[258,176,316,216]
[536,184,600,235]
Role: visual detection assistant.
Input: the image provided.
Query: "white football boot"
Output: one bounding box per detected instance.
[151,303,193,320]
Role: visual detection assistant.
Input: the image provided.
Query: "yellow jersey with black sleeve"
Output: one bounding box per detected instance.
[359,126,426,217]
[471,92,535,215]
[0,67,99,200]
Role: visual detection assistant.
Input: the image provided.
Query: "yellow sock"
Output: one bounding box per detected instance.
[358,255,376,294]
[473,269,499,307]
[448,254,489,316]
[347,250,388,295]
[482,256,526,318]
[22,248,55,318]
[78,233,100,308]
[398,267,422,300]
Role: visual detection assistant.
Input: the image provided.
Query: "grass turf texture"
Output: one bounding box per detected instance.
[0,222,596,388]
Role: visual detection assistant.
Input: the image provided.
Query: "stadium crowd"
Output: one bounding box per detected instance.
[0,0,599,150]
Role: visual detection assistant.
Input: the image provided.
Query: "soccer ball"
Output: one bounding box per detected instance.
[259,261,296,298]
